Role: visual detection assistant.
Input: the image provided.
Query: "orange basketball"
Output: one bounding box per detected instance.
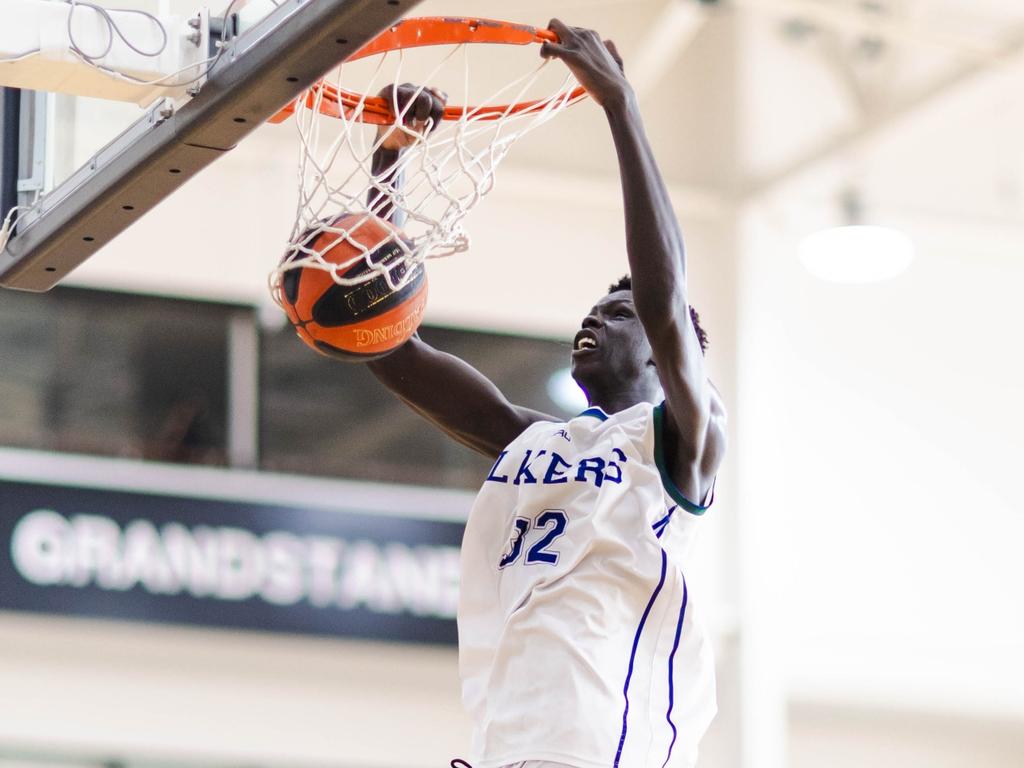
[278,213,427,361]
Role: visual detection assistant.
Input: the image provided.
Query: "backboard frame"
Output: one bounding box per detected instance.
[0,0,419,292]
[0,89,19,223]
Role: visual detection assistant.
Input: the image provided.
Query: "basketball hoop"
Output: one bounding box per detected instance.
[269,17,587,307]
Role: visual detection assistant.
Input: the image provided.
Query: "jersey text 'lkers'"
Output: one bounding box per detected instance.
[458,401,716,768]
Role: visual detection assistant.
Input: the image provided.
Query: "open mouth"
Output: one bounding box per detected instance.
[572,329,599,354]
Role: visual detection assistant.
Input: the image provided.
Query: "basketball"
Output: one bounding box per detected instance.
[278,213,427,362]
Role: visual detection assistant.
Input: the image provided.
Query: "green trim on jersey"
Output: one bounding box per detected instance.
[653,402,708,516]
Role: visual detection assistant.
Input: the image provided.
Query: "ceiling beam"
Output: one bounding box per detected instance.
[628,0,714,100]
[737,0,1004,64]
[740,28,1024,200]
[809,28,872,122]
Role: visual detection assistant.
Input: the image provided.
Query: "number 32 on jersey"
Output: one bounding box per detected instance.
[498,509,568,568]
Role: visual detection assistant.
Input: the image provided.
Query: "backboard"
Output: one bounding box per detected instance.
[0,0,418,292]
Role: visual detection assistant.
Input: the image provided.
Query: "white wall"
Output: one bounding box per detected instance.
[741,192,1024,713]
[0,612,468,767]
[737,9,1024,731]
[733,9,1024,766]
[788,702,1024,768]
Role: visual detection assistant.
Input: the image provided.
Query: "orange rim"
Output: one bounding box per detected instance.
[269,17,587,125]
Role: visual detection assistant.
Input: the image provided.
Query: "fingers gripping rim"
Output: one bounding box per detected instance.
[269,17,587,125]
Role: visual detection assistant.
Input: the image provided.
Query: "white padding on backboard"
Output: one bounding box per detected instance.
[0,0,209,106]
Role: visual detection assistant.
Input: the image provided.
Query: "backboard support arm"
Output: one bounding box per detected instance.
[0,0,419,292]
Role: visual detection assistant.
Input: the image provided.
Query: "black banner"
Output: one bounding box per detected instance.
[0,479,465,645]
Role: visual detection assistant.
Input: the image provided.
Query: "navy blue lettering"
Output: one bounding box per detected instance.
[514,450,547,485]
[575,456,606,486]
[604,448,627,484]
[543,452,572,484]
[499,517,531,568]
[486,451,510,483]
[525,510,568,565]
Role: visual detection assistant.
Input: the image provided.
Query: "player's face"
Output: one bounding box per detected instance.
[570,290,653,389]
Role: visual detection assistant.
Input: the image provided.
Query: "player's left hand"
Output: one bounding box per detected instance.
[376,83,448,151]
[540,19,629,108]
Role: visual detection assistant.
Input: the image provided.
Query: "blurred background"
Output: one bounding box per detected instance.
[1,0,1023,767]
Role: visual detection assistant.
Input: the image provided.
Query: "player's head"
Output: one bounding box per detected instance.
[604,275,709,354]
[570,275,708,407]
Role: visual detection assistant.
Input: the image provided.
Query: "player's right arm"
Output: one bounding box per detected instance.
[368,337,554,458]
[364,84,554,458]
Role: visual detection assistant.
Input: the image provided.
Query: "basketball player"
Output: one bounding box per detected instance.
[366,20,727,768]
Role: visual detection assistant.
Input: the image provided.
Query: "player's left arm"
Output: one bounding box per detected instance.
[542,21,727,502]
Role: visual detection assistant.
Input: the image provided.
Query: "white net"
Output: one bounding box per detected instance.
[269,35,583,307]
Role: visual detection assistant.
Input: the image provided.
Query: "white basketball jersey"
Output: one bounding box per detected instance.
[458,401,717,768]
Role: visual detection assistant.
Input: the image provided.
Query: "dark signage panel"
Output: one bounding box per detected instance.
[0,480,465,645]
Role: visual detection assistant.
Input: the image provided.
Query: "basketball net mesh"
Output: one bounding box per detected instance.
[269,43,581,306]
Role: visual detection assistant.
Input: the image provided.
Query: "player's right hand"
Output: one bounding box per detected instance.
[541,20,628,109]
[376,83,447,151]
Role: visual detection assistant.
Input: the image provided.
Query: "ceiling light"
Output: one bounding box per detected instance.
[799,225,915,283]
[799,189,915,283]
